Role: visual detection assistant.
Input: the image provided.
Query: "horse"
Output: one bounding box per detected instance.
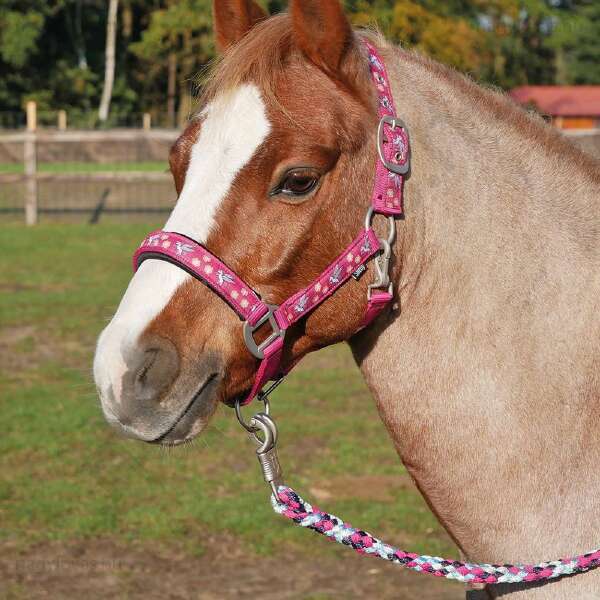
[93,1,600,597]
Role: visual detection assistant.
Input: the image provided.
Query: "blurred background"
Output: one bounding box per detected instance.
[0,0,599,221]
[0,1,598,598]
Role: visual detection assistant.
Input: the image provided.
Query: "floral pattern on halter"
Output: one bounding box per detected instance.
[278,228,381,327]
[134,232,266,324]
[364,40,409,215]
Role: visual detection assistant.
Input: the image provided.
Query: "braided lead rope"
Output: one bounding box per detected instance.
[271,486,600,585]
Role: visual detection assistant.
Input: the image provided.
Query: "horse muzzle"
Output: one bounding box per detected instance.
[94,323,222,445]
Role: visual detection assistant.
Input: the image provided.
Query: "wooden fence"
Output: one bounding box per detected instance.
[2,102,599,225]
[0,101,179,224]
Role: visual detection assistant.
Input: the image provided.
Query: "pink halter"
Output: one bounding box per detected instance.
[133,40,409,406]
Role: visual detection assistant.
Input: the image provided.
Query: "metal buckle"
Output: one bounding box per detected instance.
[243,303,283,359]
[377,115,410,175]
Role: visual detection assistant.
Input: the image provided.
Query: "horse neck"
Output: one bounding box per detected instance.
[350,42,600,569]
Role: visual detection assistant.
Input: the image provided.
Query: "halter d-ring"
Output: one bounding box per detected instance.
[365,206,396,246]
[235,395,271,433]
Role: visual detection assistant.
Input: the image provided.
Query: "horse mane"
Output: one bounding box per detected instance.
[388,41,600,184]
[198,15,295,108]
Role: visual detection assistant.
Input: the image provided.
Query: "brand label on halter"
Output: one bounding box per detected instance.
[351,265,367,281]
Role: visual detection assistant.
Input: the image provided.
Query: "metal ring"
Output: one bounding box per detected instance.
[235,396,271,433]
[365,206,396,246]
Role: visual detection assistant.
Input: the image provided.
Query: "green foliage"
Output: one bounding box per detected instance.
[390,0,486,73]
[549,0,600,84]
[0,1,597,119]
[129,0,214,118]
[0,11,44,67]
[131,0,213,62]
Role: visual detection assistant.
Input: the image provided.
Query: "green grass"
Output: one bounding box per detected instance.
[0,161,168,174]
[0,223,454,559]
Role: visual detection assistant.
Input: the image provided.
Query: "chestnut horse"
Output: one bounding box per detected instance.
[94,1,600,597]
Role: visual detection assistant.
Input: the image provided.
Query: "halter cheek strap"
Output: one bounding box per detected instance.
[364,40,409,215]
[133,40,409,406]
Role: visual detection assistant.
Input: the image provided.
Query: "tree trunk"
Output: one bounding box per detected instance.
[99,0,119,123]
[75,0,88,69]
[167,51,177,129]
[555,46,568,85]
[178,29,193,128]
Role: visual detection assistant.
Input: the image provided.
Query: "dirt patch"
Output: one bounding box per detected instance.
[0,284,35,293]
[0,325,46,372]
[309,473,415,503]
[0,325,36,346]
[0,323,92,374]
[1,538,466,600]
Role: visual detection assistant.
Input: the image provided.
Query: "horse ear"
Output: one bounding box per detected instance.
[289,0,353,75]
[213,0,268,52]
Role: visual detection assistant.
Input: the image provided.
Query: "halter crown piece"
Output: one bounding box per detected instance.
[133,41,600,587]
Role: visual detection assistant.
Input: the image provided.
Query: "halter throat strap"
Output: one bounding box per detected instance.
[133,40,409,406]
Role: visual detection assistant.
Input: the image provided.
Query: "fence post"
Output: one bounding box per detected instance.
[143,112,151,131]
[58,110,67,131]
[24,101,38,226]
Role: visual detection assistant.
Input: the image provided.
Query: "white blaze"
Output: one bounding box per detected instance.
[94,84,270,418]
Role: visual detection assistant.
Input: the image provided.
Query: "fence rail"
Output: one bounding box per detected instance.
[0,130,179,143]
[0,102,180,224]
[1,102,599,225]
[0,106,180,132]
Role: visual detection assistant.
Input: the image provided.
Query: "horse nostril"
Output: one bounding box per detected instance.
[137,349,158,385]
[133,337,180,403]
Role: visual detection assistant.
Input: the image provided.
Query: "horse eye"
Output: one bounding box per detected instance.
[272,168,320,198]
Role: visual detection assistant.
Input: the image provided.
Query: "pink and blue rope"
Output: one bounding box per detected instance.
[272,486,600,585]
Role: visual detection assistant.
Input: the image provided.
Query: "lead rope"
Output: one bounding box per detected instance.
[236,400,600,586]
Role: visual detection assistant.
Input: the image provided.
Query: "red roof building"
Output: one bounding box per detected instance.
[510,86,600,130]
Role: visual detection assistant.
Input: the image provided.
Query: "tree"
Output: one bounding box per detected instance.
[350,1,486,75]
[0,0,598,122]
[99,0,119,122]
[549,0,600,84]
[130,0,213,127]
[391,0,486,74]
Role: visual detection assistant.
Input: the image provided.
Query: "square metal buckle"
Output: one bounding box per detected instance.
[243,304,284,359]
[377,115,410,176]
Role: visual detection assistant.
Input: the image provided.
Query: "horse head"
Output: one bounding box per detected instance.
[94,0,390,445]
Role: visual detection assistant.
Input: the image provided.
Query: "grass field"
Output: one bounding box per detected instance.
[0,223,458,598]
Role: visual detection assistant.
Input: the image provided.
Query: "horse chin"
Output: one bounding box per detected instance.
[99,371,221,447]
[148,374,221,446]
[227,389,252,409]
